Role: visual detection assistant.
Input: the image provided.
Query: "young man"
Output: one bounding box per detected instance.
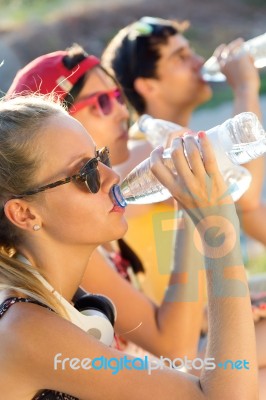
[100,16,266,308]
[102,16,265,247]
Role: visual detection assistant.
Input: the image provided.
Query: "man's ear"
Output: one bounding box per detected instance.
[134,76,159,99]
[4,199,41,232]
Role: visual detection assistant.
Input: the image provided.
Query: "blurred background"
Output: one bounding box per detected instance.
[0,0,266,272]
[0,0,265,94]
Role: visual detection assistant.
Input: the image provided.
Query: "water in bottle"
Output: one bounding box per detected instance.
[201,32,266,82]
[137,115,183,148]
[111,112,266,206]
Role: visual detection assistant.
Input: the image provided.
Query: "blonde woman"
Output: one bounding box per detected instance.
[0,95,258,399]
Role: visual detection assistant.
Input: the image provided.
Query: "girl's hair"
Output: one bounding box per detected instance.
[0,94,69,317]
[117,239,144,274]
[0,94,144,318]
[63,43,124,108]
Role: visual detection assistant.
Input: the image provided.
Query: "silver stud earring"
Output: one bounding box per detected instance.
[33,224,41,231]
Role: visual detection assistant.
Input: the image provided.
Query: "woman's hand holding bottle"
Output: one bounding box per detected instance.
[150,132,238,237]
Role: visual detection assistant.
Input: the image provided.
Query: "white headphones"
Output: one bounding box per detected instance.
[17,255,116,346]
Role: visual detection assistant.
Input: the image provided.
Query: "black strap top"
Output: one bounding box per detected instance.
[0,297,79,400]
[34,390,78,400]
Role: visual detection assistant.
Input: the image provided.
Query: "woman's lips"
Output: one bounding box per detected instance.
[110,204,125,213]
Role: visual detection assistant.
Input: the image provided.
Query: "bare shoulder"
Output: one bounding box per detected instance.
[0,301,62,396]
[0,299,107,397]
[0,299,203,400]
[0,300,66,366]
[0,299,96,357]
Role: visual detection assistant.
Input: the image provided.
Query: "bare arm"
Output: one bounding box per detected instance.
[150,133,258,399]
[217,38,266,244]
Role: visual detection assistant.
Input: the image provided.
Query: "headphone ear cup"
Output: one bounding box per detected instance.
[74,293,116,327]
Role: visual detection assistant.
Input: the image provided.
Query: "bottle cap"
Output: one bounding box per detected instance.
[110,185,127,208]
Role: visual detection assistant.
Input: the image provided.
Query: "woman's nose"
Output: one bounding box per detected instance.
[113,98,130,119]
[100,162,120,193]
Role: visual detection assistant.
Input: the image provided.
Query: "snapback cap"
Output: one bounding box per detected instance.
[7,50,100,100]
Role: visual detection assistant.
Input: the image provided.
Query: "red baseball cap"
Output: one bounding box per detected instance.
[7,50,100,100]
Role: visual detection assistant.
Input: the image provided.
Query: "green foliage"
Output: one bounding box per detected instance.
[1,0,265,114]
[0,0,42,5]
[243,0,266,6]
[260,72,266,93]
[197,72,266,110]
[0,0,89,25]
[245,251,266,275]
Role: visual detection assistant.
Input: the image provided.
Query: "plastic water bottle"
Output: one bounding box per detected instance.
[111,112,266,206]
[201,32,266,82]
[136,117,183,148]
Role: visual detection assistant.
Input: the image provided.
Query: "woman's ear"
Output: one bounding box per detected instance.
[4,199,41,232]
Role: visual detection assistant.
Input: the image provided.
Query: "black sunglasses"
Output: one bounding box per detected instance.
[12,147,111,199]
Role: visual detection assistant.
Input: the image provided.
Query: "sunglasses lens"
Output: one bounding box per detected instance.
[85,169,101,194]
[80,158,100,194]
[98,94,112,115]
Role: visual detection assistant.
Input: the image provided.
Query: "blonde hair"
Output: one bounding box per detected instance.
[0,94,69,318]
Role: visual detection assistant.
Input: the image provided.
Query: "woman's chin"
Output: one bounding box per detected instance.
[115,220,128,240]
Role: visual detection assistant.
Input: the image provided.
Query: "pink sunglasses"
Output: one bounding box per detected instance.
[69,88,125,116]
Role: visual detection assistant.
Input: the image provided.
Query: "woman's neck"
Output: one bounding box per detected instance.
[16,243,95,301]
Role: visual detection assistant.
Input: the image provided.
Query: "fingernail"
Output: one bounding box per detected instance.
[198,131,206,139]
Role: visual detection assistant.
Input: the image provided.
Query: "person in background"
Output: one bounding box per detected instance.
[0,94,259,400]
[6,46,205,360]
[101,18,266,395]
[102,15,265,299]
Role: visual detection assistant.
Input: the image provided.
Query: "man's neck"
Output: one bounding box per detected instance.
[145,101,193,127]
